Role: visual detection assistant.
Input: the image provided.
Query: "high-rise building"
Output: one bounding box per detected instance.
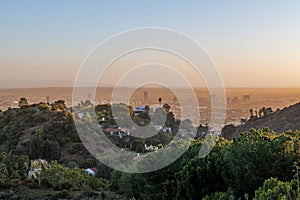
[144,91,148,101]
[227,97,231,104]
[232,96,239,104]
[243,95,251,103]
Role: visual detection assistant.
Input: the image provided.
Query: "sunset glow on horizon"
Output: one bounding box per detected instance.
[1,1,300,88]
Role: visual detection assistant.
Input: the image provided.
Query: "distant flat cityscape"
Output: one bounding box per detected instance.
[0,87,299,125]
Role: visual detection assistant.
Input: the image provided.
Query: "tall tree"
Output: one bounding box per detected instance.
[18,97,29,107]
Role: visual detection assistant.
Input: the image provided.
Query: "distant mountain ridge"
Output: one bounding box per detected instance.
[222,102,300,139]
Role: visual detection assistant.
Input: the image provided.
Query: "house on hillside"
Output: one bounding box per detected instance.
[78,112,85,119]
[162,127,172,134]
[133,106,147,115]
[85,167,97,176]
[144,144,158,152]
[28,159,49,179]
[178,128,190,137]
[104,127,130,138]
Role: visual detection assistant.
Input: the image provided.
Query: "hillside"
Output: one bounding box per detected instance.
[0,99,299,199]
[0,101,125,199]
[0,101,96,166]
[222,102,300,139]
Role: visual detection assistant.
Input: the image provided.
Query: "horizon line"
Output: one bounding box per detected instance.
[1,86,300,90]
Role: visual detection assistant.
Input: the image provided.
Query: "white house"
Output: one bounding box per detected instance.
[144,144,158,152]
[104,127,130,138]
[133,106,147,115]
[85,168,97,176]
[162,127,172,133]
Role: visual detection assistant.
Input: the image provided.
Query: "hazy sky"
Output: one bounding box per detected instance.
[1,0,300,88]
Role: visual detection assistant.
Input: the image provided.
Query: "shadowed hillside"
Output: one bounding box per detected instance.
[222,102,300,139]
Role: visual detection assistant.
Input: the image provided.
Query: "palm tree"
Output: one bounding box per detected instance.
[250,109,254,117]
[158,97,162,105]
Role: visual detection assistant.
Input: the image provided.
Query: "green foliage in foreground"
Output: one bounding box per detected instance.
[222,128,300,197]
[254,177,299,200]
[202,188,236,200]
[112,129,300,200]
[0,102,299,199]
[0,154,109,192]
[40,161,109,191]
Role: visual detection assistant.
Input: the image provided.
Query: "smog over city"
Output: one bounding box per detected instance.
[0,1,299,199]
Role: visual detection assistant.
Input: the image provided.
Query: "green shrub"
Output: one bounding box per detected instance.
[254,177,300,200]
[54,179,72,191]
[202,188,235,200]
[0,179,12,189]
[101,192,106,199]
[222,129,300,197]
[40,177,52,188]
[39,161,109,191]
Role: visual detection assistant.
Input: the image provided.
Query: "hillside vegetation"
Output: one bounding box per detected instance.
[0,100,299,199]
[222,102,300,139]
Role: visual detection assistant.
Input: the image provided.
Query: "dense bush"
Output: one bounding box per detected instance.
[40,161,109,191]
[111,129,300,200]
[254,177,300,200]
[222,128,300,197]
[174,138,229,200]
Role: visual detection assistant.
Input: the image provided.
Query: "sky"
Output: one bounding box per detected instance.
[0,0,300,88]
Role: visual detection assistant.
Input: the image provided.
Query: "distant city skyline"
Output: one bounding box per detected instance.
[1,1,300,89]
